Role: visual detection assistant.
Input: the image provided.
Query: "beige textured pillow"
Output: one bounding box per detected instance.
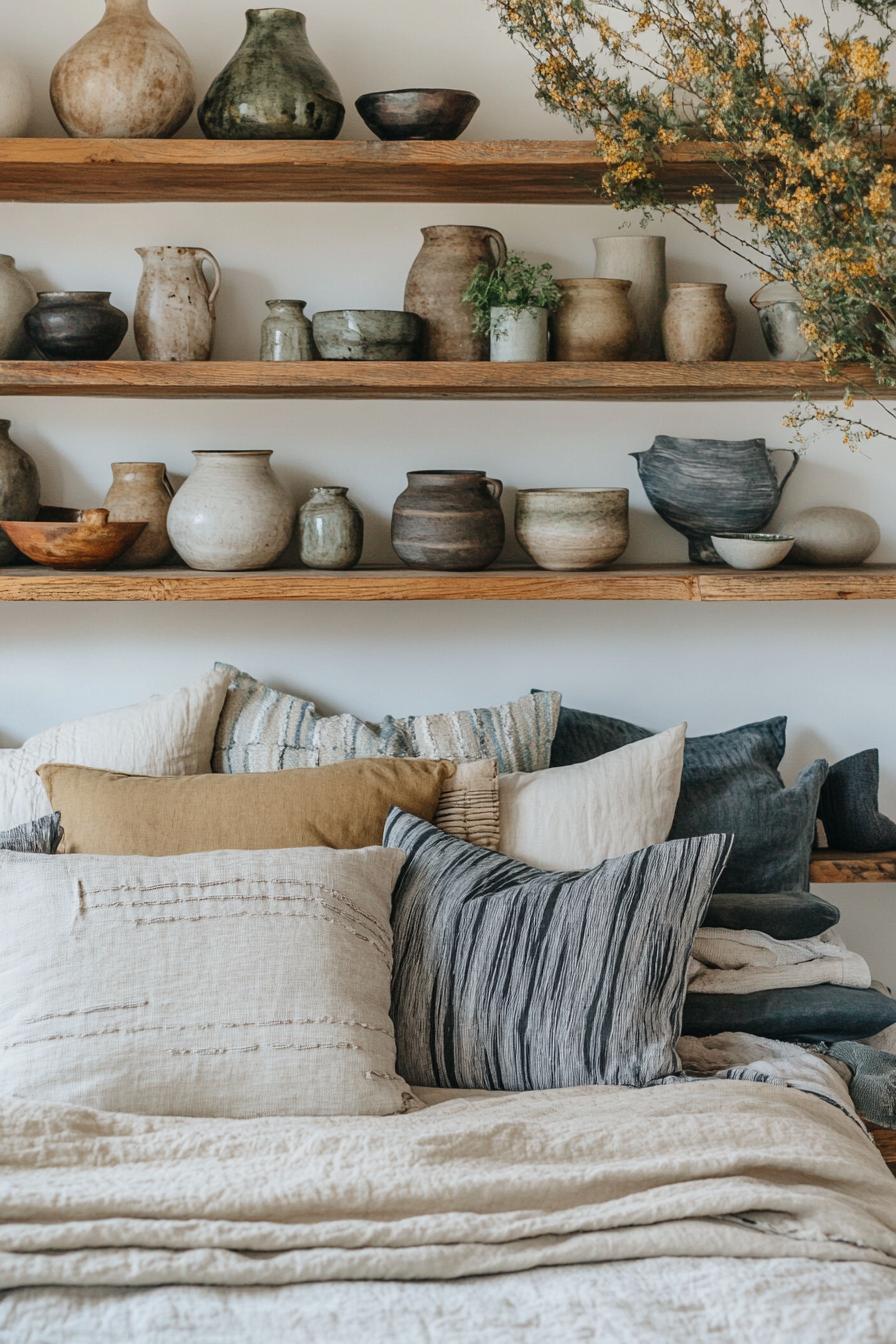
[498,724,686,870]
[0,847,414,1117]
[39,757,455,856]
[434,759,500,850]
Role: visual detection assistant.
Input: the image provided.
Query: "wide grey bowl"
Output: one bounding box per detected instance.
[355,88,479,140]
[711,532,795,570]
[312,309,424,361]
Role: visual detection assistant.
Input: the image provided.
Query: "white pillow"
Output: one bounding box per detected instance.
[498,724,686,870]
[0,669,229,830]
[0,845,415,1118]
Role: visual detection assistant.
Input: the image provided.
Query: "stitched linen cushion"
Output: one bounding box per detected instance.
[0,846,413,1117]
[213,664,560,775]
[545,703,826,893]
[38,758,455,856]
[0,670,229,831]
[818,749,896,852]
[0,813,62,855]
[386,809,730,1091]
[682,984,896,1044]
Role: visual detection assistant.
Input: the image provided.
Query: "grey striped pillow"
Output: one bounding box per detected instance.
[386,809,731,1092]
[0,812,62,854]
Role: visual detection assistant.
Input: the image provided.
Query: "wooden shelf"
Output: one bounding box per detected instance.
[871,1127,896,1172]
[4,137,877,204]
[2,564,896,603]
[0,360,884,401]
[810,851,896,883]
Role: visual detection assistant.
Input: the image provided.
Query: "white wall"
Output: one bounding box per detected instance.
[2,0,895,979]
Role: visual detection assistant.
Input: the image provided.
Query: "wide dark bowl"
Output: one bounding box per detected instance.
[355,89,480,141]
[25,291,128,361]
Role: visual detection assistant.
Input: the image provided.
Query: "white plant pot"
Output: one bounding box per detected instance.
[489,306,548,362]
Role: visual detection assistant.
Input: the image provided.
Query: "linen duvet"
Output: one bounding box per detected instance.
[2,1047,895,1343]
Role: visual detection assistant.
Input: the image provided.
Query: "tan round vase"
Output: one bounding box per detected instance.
[50,0,195,139]
[551,279,637,361]
[103,461,174,568]
[515,488,629,570]
[661,283,736,361]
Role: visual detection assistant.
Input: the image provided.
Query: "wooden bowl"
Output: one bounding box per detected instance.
[0,509,148,570]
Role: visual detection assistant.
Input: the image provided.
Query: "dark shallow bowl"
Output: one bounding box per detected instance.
[355,89,480,141]
[312,310,424,361]
[0,509,146,570]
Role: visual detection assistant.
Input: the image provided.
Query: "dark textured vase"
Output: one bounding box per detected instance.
[25,292,128,360]
[632,435,800,563]
[199,8,344,140]
[392,470,505,571]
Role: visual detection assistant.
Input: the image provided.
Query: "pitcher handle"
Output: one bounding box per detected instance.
[484,229,508,268]
[484,477,503,500]
[771,448,801,489]
[196,249,222,317]
[162,470,175,500]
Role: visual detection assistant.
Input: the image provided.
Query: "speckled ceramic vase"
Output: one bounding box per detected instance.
[261,299,315,361]
[103,461,174,568]
[551,279,637,361]
[0,256,37,358]
[0,421,40,565]
[50,0,195,138]
[135,247,222,362]
[392,470,505,570]
[299,487,363,569]
[405,225,508,361]
[515,488,629,570]
[167,450,296,571]
[199,8,344,140]
[662,283,736,361]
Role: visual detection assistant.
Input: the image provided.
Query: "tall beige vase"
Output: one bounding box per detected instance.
[135,246,222,362]
[103,461,174,568]
[593,235,666,360]
[50,0,195,139]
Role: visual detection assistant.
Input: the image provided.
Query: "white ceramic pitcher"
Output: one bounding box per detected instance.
[134,245,222,361]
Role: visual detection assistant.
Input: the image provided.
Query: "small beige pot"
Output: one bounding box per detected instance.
[551,279,637,361]
[662,282,736,361]
[515,488,629,570]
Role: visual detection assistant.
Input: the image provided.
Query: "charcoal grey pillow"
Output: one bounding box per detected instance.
[683,985,896,1044]
[386,807,730,1092]
[705,890,840,940]
[818,750,896,852]
[544,701,827,894]
[0,812,62,854]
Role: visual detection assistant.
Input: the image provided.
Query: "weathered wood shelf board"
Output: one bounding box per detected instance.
[810,850,896,883]
[1,564,896,603]
[6,137,884,204]
[871,1127,896,1172]
[0,360,885,401]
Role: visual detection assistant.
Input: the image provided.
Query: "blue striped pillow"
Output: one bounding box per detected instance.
[387,808,731,1092]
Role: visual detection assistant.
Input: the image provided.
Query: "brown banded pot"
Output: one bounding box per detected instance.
[515,488,629,570]
[391,469,505,571]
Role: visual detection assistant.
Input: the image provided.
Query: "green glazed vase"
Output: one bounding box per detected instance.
[199,8,344,140]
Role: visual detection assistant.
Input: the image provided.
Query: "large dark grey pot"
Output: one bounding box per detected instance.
[199,8,344,140]
[632,435,800,563]
[24,291,128,360]
[392,470,505,571]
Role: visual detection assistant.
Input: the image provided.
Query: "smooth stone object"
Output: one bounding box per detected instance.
[788,506,881,566]
[312,310,423,361]
[405,225,508,361]
[199,8,344,140]
[392,469,505,571]
[662,282,736,362]
[0,256,37,358]
[515,488,629,570]
[299,487,363,570]
[103,461,174,568]
[0,58,32,136]
[50,0,194,139]
[710,532,796,570]
[0,508,146,570]
[135,246,222,362]
[633,436,800,564]
[167,450,296,572]
[355,89,479,141]
[593,234,666,360]
[0,420,40,565]
[750,281,817,361]
[261,299,315,361]
[25,292,128,361]
[489,307,548,362]
[551,279,637,361]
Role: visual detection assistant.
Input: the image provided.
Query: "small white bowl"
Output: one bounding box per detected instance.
[711,532,795,570]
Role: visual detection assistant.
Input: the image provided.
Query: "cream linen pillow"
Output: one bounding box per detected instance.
[0,669,229,830]
[0,846,415,1118]
[498,724,686,869]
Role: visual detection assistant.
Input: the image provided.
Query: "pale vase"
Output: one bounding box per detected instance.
[0,58,32,136]
[593,235,666,360]
[103,461,174,568]
[167,450,296,571]
[552,279,637,361]
[261,300,315,361]
[134,246,222,362]
[299,487,363,569]
[489,307,549,362]
[0,420,40,565]
[0,256,37,358]
[662,283,736,362]
[50,0,195,138]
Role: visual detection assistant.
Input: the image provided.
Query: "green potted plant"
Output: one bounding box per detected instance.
[463,253,562,362]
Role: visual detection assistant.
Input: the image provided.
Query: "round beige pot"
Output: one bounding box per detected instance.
[515,488,629,570]
[551,279,636,362]
[662,283,736,361]
[167,450,296,572]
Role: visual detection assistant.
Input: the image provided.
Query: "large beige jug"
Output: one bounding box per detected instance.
[404,225,507,360]
[103,461,174,568]
[134,245,222,362]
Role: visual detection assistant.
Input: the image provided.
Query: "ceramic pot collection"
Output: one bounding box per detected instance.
[0,421,40,564]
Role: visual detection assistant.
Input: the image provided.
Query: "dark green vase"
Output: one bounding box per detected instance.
[199,8,344,140]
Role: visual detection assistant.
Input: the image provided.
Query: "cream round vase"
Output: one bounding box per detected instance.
[515,488,630,570]
[167,450,296,572]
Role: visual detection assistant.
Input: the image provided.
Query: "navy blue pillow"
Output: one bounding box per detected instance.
[818,749,896,852]
[0,813,62,854]
[544,702,827,894]
[683,985,896,1044]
